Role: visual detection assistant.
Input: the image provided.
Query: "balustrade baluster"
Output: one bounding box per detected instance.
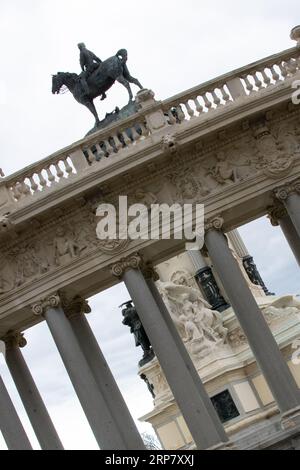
[29,175,39,192]
[176,105,185,122]
[104,139,115,155]
[193,97,204,114]
[85,148,96,164]
[253,72,263,89]
[95,143,106,159]
[203,93,213,111]
[54,162,64,179]
[121,131,132,146]
[112,134,123,151]
[167,109,177,124]
[38,171,47,190]
[270,65,280,82]
[46,166,56,184]
[22,181,31,196]
[220,86,230,104]
[64,158,73,177]
[278,62,288,78]
[243,75,254,93]
[184,101,195,119]
[261,69,271,86]
[211,90,221,106]
[130,126,140,142]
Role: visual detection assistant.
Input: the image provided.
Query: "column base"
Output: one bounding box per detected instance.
[207,440,236,450]
[281,406,300,430]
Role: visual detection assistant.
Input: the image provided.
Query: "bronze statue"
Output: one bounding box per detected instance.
[120,301,155,367]
[140,373,155,399]
[79,43,101,75]
[52,46,143,128]
[78,43,102,98]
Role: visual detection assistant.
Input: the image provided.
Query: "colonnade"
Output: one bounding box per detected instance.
[0,181,300,450]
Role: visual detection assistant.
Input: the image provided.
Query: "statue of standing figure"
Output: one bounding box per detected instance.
[120,301,155,367]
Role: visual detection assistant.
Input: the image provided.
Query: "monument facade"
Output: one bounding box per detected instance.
[0,27,300,450]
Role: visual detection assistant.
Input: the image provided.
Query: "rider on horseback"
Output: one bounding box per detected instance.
[78,43,106,100]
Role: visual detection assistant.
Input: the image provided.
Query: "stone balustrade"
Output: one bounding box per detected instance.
[1,45,300,210]
[162,46,300,122]
[81,115,150,164]
[8,154,76,201]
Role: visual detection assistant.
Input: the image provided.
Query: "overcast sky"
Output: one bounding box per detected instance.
[0,0,300,450]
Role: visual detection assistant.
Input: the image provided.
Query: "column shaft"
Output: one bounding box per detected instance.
[123,267,228,449]
[44,306,126,450]
[205,229,300,413]
[284,193,300,238]
[279,214,300,266]
[6,345,63,450]
[0,374,32,450]
[69,312,145,450]
[147,277,228,439]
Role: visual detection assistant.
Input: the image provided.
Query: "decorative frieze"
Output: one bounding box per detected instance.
[0,107,299,303]
[227,328,248,348]
[161,134,178,155]
[252,121,295,179]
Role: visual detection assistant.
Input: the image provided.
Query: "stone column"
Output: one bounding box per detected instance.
[4,333,63,450]
[188,250,230,312]
[204,216,300,424]
[64,294,145,450]
[31,294,127,450]
[0,374,32,450]
[268,203,300,266]
[112,254,229,450]
[275,180,300,238]
[142,262,229,438]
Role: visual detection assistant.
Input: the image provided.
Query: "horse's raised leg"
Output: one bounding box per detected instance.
[83,100,100,126]
[123,66,143,90]
[117,75,133,102]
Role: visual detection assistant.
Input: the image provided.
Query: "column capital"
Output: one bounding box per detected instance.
[31,293,61,316]
[60,293,91,319]
[204,215,224,232]
[140,261,160,281]
[2,332,27,349]
[111,253,143,278]
[274,179,300,202]
[267,202,288,226]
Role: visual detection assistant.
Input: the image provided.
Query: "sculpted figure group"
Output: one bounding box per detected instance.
[157,273,228,360]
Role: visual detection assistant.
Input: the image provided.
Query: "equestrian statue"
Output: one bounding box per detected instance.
[52,43,143,127]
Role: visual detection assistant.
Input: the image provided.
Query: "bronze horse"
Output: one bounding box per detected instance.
[52,49,143,127]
